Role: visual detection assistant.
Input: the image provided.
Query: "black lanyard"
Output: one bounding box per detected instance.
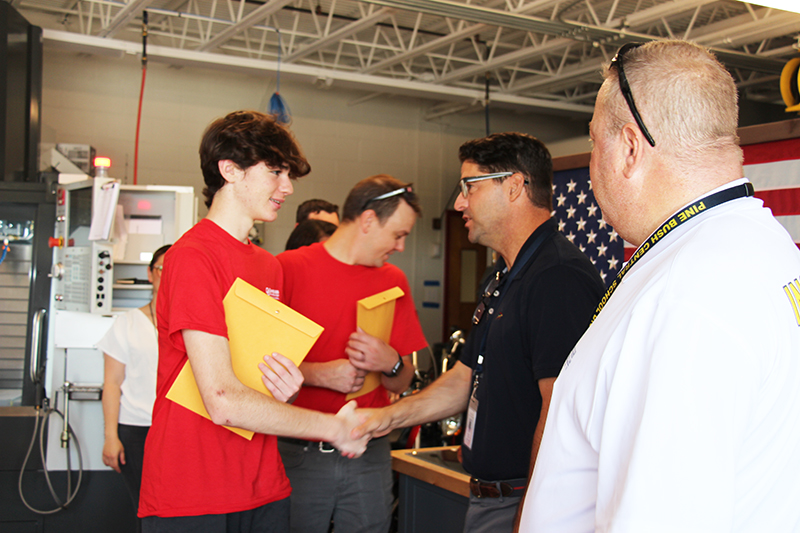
[473,223,556,376]
[591,181,755,324]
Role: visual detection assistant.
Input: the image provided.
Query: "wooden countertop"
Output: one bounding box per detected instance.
[0,406,38,416]
[391,446,470,498]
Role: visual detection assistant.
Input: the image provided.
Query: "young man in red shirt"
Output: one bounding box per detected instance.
[139,111,368,533]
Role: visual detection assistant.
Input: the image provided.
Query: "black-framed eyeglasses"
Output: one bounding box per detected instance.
[610,42,656,147]
[459,172,514,198]
[362,185,413,211]
[472,270,506,325]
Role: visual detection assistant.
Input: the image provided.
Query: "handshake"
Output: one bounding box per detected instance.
[260,351,402,459]
[329,401,397,458]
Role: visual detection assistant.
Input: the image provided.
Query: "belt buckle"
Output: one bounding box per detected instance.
[469,478,512,498]
[318,441,336,453]
[470,478,497,498]
[469,478,480,498]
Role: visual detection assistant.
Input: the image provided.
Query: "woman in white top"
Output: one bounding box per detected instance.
[98,244,169,530]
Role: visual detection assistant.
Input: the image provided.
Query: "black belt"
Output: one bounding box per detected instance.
[278,437,337,453]
[469,477,527,498]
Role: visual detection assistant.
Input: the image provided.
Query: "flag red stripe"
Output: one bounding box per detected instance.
[754,188,800,217]
[742,137,800,165]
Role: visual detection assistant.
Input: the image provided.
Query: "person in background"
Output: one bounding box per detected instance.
[296,199,340,226]
[276,175,427,533]
[138,110,368,533]
[353,133,605,533]
[285,219,337,251]
[520,40,800,533]
[98,243,171,532]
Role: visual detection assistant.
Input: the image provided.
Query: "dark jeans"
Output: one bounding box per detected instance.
[142,498,291,533]
[118,423,149,533]
[277,436,392,533]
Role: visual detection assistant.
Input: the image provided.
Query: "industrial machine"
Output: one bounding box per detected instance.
[2,174,195,530]
[1,4,199,529]
[41,178,196,477]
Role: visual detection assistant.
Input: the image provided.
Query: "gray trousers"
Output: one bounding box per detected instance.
[278,436,393,533]
[462,493,522,533]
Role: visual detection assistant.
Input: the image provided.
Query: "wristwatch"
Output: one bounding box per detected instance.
[383,353,404,377]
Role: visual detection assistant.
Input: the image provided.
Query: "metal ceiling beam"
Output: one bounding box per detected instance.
[709,48,788,73]
[358,0,620,41]
[43,28,596,115]
[361,23,486,74]
[736,75,780,89]
[608,0,719,28]
[693,12,800,49]
[285,7,395,63]
[97,0,154,38]
[761,44,800,57]
[509,61,602,94]
[430,0,795,85]
[196,0,294,52]
[360,0,566,76]
[432,0,712,85]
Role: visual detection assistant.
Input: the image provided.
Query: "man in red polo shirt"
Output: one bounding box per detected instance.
[276,175,428,533]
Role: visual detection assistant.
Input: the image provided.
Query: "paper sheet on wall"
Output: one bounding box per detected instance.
[346,286,404,401]
[89,181,120,241]
[166,278,324,439]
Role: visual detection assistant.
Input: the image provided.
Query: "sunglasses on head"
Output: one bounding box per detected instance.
[610,42,656,147]
[361,185,414,211]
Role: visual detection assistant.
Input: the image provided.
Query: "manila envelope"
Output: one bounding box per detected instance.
[347,286,404,401]
[166,277,324,439]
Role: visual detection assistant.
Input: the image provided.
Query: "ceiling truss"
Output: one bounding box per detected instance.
[14,0,800,118]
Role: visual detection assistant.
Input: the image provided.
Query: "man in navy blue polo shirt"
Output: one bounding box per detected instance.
[355,132,605,532]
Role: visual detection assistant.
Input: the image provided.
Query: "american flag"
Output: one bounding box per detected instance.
[743,137,800,250]
[552,167,623,287]
[554,136,800,288]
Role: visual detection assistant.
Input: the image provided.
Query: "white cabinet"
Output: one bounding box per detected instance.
[110,185,196,311]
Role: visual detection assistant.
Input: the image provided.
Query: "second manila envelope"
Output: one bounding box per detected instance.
[346,286,404,401]
[166,277,324,439]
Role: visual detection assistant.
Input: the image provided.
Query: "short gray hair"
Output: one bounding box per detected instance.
[598,40,742,167]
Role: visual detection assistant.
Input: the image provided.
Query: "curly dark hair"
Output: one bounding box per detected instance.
[458,132,552,210]
[199,110,311,208]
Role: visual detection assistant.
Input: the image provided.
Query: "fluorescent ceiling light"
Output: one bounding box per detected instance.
[741,0,800,14]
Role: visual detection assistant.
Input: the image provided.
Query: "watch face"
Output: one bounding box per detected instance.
[388,356,403,376]
[384,355,404,377]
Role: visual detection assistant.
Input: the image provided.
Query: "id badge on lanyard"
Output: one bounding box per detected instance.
[463,355,483,449]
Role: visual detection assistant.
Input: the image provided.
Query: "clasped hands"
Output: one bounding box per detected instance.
[312,328,400,395]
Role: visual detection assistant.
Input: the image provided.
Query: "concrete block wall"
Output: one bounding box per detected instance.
[40,46,590,345]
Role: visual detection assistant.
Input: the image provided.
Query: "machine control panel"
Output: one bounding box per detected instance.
[51,179,115,314]
[54,243,113,312]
